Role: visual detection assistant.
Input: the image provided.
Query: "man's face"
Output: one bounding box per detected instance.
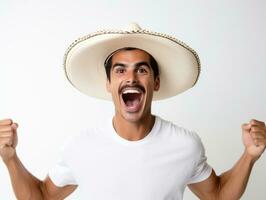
[106,49,160,123]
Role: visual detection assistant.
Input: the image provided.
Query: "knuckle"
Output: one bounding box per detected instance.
[6,140,12,146]
[7,131,13,137]
[250,119,256,124]
[250,127,256,132]
[0,132,12,137]
[251,132,257,137]
[0,118,12,125]
[242,124,247,129]
[256,139,262,144]
[6,137,12,144]
[252,133,261,140]
[251,126,260,132]
[0,126,12,132]
[0,138,11,146]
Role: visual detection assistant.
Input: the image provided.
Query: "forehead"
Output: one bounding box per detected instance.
[111,49,151,64]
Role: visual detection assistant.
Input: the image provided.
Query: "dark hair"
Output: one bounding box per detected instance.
[104,47,159,81]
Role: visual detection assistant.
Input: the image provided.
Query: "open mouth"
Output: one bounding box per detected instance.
[120,87,144,112]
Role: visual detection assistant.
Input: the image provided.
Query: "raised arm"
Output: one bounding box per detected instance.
[188,119,266,200]
[0,119,77,200]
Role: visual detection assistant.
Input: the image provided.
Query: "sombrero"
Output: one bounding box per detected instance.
[63,23,201,100]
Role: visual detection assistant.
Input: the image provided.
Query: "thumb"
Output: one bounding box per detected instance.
[11,123,18,132]
[11,123,18,148]
[242,123,251,131]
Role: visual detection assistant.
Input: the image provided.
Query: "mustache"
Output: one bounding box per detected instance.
[119,84,145,93]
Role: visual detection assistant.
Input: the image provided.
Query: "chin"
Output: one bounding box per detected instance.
[120,108,151,123]
[121,112,143,123]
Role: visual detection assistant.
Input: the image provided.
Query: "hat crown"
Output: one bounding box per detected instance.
[124,22,142,31]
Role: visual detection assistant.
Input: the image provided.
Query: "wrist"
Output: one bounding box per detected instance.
[3,151,18,166]
[243,150,259,164]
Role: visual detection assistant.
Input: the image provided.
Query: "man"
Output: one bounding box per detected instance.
[0,23,265,200]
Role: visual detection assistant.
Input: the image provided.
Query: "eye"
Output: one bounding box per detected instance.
[137,67,147,74]
[114,67,125,74]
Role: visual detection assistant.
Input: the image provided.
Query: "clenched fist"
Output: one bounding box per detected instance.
[0,119,18,162]
[242,119,266,160]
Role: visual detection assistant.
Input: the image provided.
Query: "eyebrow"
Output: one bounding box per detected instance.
[112,61,151,69]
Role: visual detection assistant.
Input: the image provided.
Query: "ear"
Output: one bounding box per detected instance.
[154,76,160,91]
[106,79,111,93]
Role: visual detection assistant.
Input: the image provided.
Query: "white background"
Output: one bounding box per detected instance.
[0,0,265,199]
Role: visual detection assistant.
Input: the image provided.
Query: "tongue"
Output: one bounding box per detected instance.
[123,93,141,111]
[126,98,140,108]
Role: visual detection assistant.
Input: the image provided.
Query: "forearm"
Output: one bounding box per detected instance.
[217,150,257,200]
[4,152,44,200]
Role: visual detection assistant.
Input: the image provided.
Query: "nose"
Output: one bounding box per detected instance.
[125,70,138,84]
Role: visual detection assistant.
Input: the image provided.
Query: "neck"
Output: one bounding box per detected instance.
[112,114,155,141]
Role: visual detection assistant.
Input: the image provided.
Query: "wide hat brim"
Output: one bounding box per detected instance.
[63,23,201,101]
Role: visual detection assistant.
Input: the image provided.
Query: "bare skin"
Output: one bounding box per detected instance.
[1,49,266,199]
[106,49,160,141]
[188,119,266,200]
[0,119,77,200]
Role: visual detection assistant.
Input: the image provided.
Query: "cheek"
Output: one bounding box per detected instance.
[144,79,156,89]
[145,83,155,95]
[110,82,120,96]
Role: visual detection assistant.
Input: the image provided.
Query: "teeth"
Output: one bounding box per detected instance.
[122,89,141,94]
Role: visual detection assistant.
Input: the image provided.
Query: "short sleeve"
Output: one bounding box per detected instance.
[48,158,77,187]
[48,136,78,187]
[187,135,212,184]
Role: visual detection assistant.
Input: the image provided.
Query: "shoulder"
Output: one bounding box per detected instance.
[60,121,108,152]
[156,115,204,149]
[157,116,200,138]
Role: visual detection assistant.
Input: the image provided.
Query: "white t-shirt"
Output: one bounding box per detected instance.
[49,116,212,199]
